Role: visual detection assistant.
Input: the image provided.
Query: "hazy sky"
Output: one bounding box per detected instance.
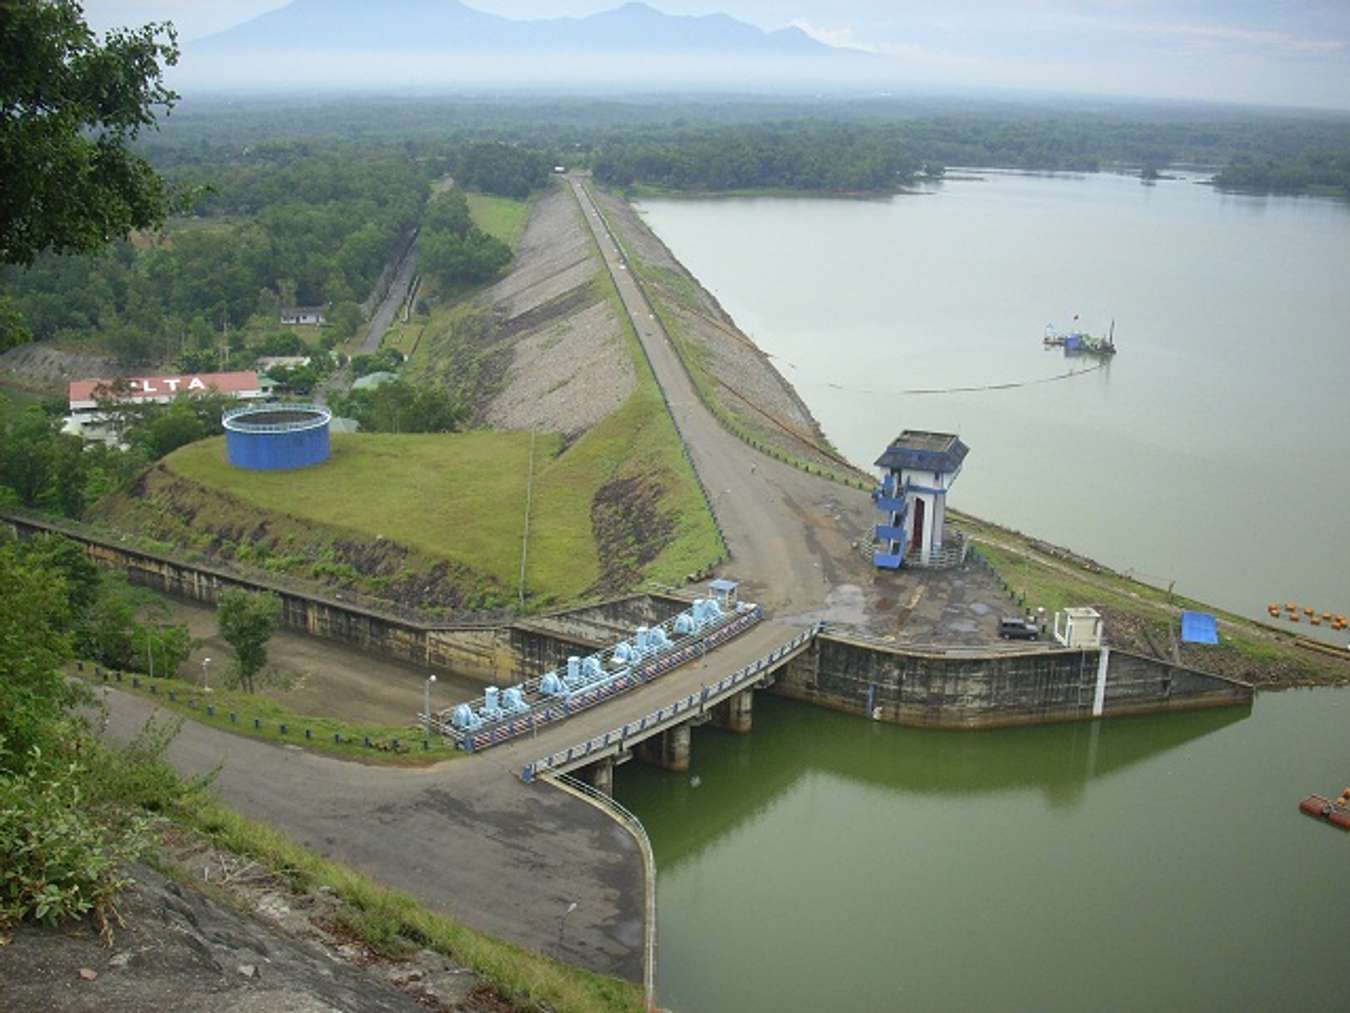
[83,1,1350,109]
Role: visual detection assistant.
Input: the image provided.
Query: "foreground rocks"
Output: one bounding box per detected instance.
[0,827,503,1013]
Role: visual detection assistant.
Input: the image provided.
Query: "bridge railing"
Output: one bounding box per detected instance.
[548,772,657,1007]
[521,621,821,782]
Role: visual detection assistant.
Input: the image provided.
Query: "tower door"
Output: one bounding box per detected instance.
[910,497,926,553]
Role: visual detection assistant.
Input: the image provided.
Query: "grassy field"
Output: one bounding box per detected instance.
[163,396,722,605]
[466,192,531,251]
[378,322,422,357]
[82,666,460,765]
[169,431,540,592]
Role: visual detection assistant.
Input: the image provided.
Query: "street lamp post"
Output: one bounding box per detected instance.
[201,656,212,693]
[424,674,437,734]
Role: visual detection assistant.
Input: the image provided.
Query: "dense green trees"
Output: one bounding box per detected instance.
[455,141,551,198]
[0,533,196,934]
[418,189,512,289]
[591,113,1350,195]
[0,0,180,267]
[0,143,426,362]
[1213,151,1350,196]
[0,390,240,517]
[330,379,465,434]
[594,122,921,191]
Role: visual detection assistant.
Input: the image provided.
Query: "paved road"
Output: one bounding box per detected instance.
[97,684,646,981]
[359,235,419,356]
[97,618,803,984]
[568,175,878,617]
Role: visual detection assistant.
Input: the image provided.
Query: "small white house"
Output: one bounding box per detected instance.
[280,306,326,326]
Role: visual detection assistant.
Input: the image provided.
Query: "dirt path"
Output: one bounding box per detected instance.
[162,597,481,726]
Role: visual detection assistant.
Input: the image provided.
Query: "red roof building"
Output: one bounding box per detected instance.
[68,371,263,411]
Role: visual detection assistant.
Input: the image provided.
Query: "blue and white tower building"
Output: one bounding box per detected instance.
[873,430,969,569]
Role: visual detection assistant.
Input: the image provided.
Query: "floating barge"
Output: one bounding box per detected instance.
[1298,790,1350,830]
[1044,320,1117,357]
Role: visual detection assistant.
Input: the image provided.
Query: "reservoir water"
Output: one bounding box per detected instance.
[616,690,1350,1012]
[636,172,1350,630]
[623,175,1350,1011]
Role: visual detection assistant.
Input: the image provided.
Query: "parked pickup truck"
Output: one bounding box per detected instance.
[998,617,1040,641]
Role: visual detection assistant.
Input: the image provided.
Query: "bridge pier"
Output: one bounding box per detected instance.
[634,723,691,773]
[579,756,614,796]
[711,688,753,733]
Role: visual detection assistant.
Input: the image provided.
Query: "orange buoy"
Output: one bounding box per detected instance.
[1286,602,1298,611]
[1310,617,1322,626]
[1304,607,1315,616]
[1290,614,1300,622]
[1323,612,1333,621]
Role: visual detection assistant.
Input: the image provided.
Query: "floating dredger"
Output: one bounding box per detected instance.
[1044,318,1117,356]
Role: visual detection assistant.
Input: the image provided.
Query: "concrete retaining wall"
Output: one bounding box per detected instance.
[776,634,1251,729]
[2,511,681,687]
[4,511,1252,727]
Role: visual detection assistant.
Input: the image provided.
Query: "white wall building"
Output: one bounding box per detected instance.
[873,430,969,569]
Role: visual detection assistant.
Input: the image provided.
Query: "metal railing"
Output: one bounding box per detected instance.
[222,402,332,433]
[521,621,821,781]
[907,537,970,570]
[548,773,657,1007]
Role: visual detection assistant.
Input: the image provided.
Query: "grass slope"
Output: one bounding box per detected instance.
[466,192,531,251]
[169,432,536,591]
[154,390,720,606]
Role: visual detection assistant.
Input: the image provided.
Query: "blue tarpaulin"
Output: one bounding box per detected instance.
[1181,611,1219,645]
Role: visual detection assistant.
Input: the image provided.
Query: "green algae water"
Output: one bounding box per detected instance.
[636,172,1350,636]
[615,690,1350,1012]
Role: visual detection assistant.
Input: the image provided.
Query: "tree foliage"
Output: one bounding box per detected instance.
[330,379,465,434]
[1213,151,1350,197]
[0,0,180,266]
[0,143,426,362]
[418,189,511,290]
[0,542,78,770]
[216,588,282,693]
[0,528,202,937]
[594,122,922,192]
[455,141,550,198]
[0,390,234,518]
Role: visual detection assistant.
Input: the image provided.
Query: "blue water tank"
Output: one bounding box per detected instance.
[224,403,332,471]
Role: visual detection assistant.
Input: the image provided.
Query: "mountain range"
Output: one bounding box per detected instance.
[180,0,878,92]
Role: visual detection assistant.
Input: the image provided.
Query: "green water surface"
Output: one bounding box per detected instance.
[616,689,1350,1012]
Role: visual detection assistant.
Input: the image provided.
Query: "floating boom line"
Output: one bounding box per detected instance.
[787,361,1109,397]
